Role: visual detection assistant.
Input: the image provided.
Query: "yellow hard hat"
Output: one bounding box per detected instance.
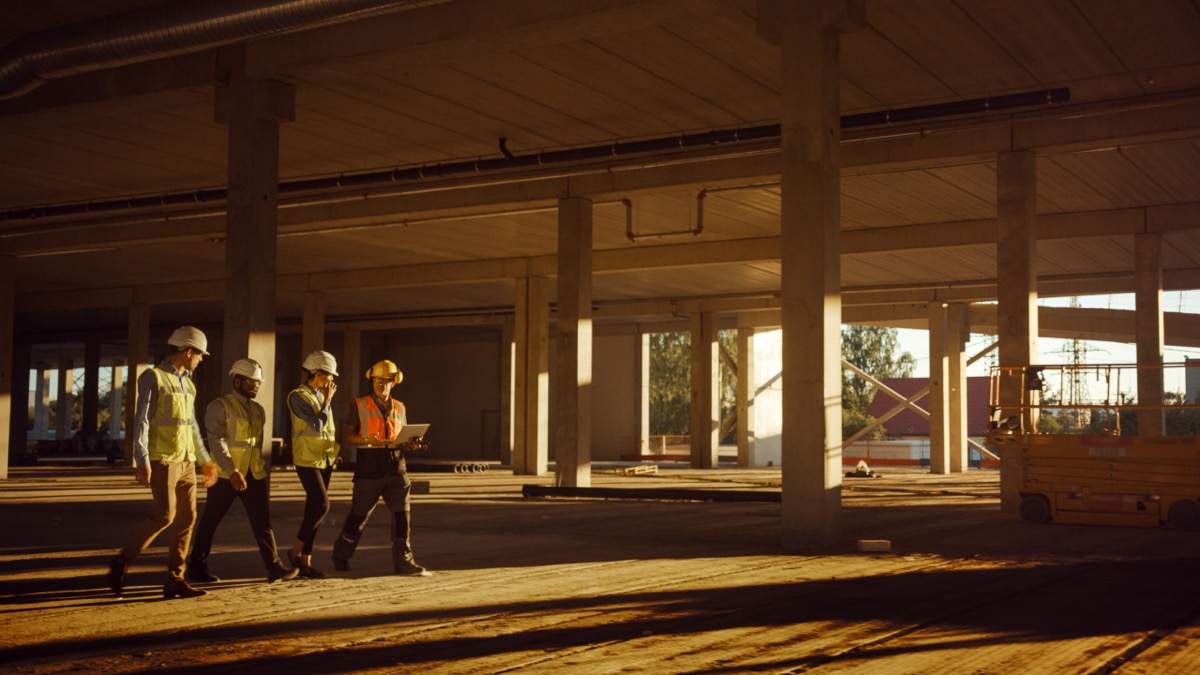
[365,359,403,384]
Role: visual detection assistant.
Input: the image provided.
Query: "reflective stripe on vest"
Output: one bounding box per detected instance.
[289,385,339,468]
[147,367,198,463]
[354,396,406,445]
[220,394,266,480]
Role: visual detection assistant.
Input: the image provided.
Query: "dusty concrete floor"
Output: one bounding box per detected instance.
[3,463,1200,674]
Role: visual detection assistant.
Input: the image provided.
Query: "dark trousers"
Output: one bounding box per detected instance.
[190,474,283,570]
[295,465,333,554]
[332,471,413,567]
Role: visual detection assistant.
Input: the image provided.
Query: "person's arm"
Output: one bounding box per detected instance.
[345,399,384,447]
[131,369,157,486]
[132,369,156,468]
[288,388,334,430]
[202,400,238,476]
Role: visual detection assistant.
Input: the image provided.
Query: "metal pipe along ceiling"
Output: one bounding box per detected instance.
[0,0,449,100]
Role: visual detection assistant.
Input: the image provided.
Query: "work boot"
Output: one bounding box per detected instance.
[163,577,207,599]
[107,556,127,597]
[267,564,300,583]
[332,556,351,572]
[186,558,220,583]
[289,552,326,579]
[395,558,429,577]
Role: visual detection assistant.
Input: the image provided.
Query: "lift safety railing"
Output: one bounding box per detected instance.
[987,362,1200,437]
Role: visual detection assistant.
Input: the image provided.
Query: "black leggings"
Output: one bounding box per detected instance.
[295,465,333,554]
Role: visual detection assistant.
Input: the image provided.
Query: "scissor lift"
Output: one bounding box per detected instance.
[987,363,1200,529]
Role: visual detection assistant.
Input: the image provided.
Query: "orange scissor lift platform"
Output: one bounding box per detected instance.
[992,432,1200,529]
[988,362,1200,530]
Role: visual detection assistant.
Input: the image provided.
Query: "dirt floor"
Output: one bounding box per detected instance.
[3,463,1200,674]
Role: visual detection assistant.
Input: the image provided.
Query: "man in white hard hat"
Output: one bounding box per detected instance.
[106,325,220,600]
[187,359,300,585]
[286,349,341,578]
[332,359,430,576]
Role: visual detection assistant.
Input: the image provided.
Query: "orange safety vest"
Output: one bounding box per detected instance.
[354,395,406,445]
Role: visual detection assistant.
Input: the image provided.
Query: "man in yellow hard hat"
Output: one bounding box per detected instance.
[106,325,220,600]
[187,358,299,585]
[332,359,429,576]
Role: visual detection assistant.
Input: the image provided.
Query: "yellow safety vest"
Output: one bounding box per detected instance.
[289,385,339,468]
[147,367,200,464]
[213,394,267,480]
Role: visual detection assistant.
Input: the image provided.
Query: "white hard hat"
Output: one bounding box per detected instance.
[229,358,263,381]
[302,350,339,376]
[167,325,209,355]
[365,359,403,384]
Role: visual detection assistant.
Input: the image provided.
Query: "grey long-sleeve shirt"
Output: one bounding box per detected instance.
[131,361,212,469]
[202,391,252,476]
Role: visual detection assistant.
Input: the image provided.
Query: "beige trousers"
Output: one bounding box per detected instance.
[119,459,197,580]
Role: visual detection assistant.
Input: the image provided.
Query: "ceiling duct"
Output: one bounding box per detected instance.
[0,0,448,100]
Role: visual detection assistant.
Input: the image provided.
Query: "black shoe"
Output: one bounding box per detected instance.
[107,556,126,597]
[163,578,207,599]
[267,564,300,583]
[186,561,220,584]
[395,559,429,576]
[289,552,327,579]
[332,557,350,572]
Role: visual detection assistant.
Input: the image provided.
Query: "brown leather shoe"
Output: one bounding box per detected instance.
[163,578,207,599]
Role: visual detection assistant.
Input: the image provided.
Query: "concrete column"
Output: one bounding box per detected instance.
[996,150,1038,512]
[56,359,74,444]
[554,197,593,488]
[302,291,326,358]
[34,366,50,441]
[123,303,150,464]
[736,318,756,469]
[499,317,514,466]
[81,340,101,438]
[0,259,12,477]
[928,302,950,474]
[761,0,860,547]
[8,340,31,470]
[947,303,970,472]
[1135,233,1165,435]
[109,360,125,438]
[514,277,549,475]
[689,312,719,469]
[342,329,362,402]
[639,330,651,457]
[216,48,294,466]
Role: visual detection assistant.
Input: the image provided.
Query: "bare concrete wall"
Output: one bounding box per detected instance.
[365,328,501,461]
[591,332,641,461]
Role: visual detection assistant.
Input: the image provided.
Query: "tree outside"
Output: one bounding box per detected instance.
[649,326,916,443]
[841,325,916,439]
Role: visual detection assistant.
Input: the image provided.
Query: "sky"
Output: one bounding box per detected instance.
[896,291,1200,400]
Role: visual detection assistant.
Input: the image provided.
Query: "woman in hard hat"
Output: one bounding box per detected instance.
[286,350,341,578]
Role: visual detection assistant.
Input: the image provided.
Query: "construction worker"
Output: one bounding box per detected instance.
[187,359,300,585]
[332,359,429,576]
[106,325,220,600]
[287,350,341,578]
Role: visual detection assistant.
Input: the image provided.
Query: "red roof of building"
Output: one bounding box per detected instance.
[865,376,991,437]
